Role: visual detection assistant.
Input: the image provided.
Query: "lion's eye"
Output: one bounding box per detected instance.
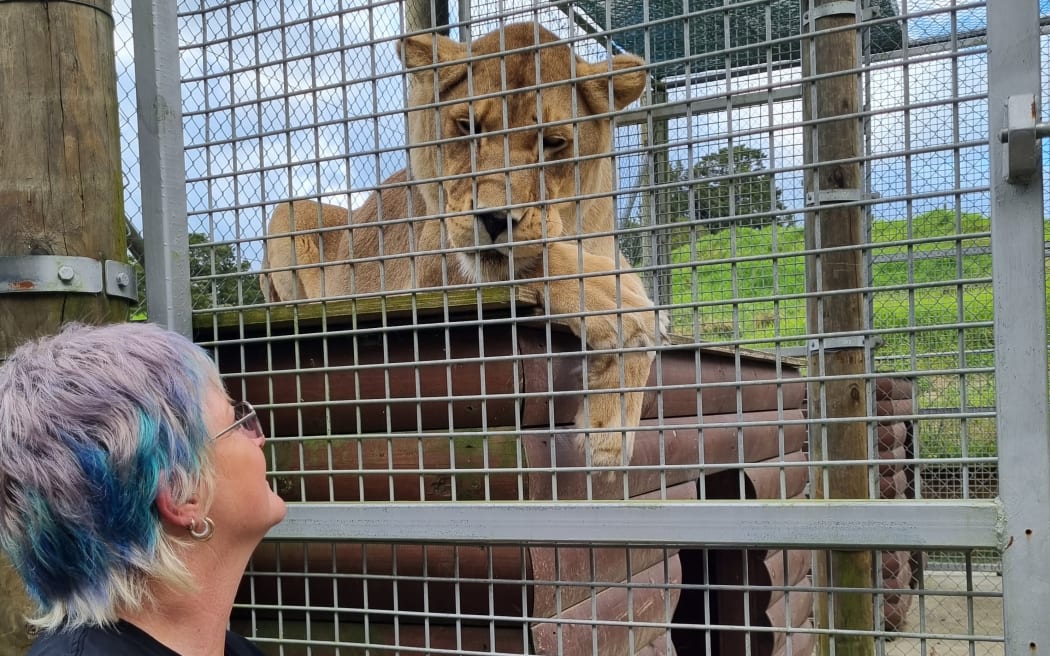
[455,117,478,136]
[542,135,569,152]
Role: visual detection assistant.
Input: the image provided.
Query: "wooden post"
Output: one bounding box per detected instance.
[0,1,127,651]
[801,1,875,654]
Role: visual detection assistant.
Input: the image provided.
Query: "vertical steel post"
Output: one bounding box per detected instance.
[988,0,1050,653]
[132,0,192,335]
[986,0,1045,650]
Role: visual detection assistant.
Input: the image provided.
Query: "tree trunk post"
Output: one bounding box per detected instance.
[0,1,127,651]
[801,1,875,654]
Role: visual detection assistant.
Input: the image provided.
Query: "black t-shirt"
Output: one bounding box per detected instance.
[28,620,265,656]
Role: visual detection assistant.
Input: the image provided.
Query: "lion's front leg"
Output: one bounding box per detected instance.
[535,243,665,471]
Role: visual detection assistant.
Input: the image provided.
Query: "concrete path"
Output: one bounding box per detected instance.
[881,570,1004,656]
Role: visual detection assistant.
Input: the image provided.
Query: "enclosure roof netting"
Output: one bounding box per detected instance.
[566,0,903,78]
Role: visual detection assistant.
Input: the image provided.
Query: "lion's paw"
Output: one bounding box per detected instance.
[577,428,636,471]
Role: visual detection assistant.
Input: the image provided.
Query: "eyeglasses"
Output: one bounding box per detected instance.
[212,401,265,441]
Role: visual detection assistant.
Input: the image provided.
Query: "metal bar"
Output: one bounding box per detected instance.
[989,1,1050,654]
[268,500,1003,550]
[131,0,192,335]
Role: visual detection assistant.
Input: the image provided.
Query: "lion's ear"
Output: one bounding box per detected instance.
[398,33,468,92]
[580,53,648,111]
[606,53,648,110]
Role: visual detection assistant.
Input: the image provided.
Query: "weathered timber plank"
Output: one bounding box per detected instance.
[240,542,529,621]
[531,557,682,656]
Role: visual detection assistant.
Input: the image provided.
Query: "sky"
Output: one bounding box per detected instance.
[111,0,1050,268]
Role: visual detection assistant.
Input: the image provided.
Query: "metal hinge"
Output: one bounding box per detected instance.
[0,255,138,302]
[998,94,1050,185]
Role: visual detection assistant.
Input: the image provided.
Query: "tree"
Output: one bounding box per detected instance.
[667,145,792,235]
[616,146,792,268]
[131,232,264,315]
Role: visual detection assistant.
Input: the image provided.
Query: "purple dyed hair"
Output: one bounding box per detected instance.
[0,322,224,629]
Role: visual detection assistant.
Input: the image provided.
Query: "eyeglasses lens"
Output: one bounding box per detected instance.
[234,402,264,438]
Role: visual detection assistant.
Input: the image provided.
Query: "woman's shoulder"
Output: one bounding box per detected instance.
[225,630,266,656]
[29,622,265,656]
[28,621,178,656]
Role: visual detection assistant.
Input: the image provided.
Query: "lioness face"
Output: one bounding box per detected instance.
[401,24,647,282]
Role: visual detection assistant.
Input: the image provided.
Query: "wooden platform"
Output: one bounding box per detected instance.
[200,292,824,655]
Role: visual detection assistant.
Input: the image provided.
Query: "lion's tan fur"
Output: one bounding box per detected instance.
[261,24,663,468]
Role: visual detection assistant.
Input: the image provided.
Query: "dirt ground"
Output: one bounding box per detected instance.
[881,570,1005,656]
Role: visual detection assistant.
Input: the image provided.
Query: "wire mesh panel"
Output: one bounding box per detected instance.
[117,0,1050,652]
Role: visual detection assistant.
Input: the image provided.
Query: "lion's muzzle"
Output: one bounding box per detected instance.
[476,210,514,243]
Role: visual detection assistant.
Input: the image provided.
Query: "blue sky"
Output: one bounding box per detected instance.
[112,0,1050,267]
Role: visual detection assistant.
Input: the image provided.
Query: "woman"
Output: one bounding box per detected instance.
[0,322,287,655]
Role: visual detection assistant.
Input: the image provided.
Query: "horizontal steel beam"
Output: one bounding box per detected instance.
[268,500,1003,550]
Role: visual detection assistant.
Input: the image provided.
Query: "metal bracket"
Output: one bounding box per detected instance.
[998,94,1049,185]
[0,255,138,302]
[802,1,878,27]
[805,189,867,206]
[807,335,882,354]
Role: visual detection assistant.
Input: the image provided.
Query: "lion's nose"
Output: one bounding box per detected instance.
[476,211,510,242]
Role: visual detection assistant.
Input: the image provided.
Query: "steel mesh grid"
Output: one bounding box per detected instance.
[229,544,1004,654]
[114,0,1049,652]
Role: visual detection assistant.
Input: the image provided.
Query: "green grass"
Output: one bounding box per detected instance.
[663,210,1049,460]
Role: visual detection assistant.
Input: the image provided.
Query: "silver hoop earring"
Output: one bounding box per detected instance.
[188,517,215,542]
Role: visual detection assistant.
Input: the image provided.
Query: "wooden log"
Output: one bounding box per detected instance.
[0,0,127,341]
[879,469,909,500]
[772,620,817,656]
[239,542,529,621]
[766,548,813,606]
[243,484,693,626]
[880,554,913,631]
[530,481,695,617]
[767,583,815,642]
[225,328,522,435]
[876,399,915,419]
[634,632,674,656]
[267,409,807,503]
[801,0,874,648]
[877,422,908,451]
[221,325,801,435]
[0,1,127,652]
[229,618,530,656]
[744,450,810,500]
[270,433,527,503]
[877,444,907,479]
[874,377,916,401]
[526,409,808,501]
[531,556,682,656]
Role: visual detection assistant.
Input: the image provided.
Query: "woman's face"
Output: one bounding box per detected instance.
[201,387,287,543]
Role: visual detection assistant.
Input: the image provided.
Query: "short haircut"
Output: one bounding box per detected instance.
[0,322,224,629]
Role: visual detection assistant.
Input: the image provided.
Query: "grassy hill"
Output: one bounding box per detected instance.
[664,210,1050,459]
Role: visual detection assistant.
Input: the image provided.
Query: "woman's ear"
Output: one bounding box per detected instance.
[155,486,203,530]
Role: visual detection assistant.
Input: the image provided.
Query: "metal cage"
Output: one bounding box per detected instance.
[119,0,1050,653]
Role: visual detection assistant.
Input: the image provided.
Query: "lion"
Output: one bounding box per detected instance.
[261,23,664,469]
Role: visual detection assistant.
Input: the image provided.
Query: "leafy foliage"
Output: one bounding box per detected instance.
[131,233,264,314]
[663,210,1031,459]
[668,145,793,234]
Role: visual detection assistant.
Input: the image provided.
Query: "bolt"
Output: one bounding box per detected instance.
[57,266,75,282]
[116,272,130,288]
